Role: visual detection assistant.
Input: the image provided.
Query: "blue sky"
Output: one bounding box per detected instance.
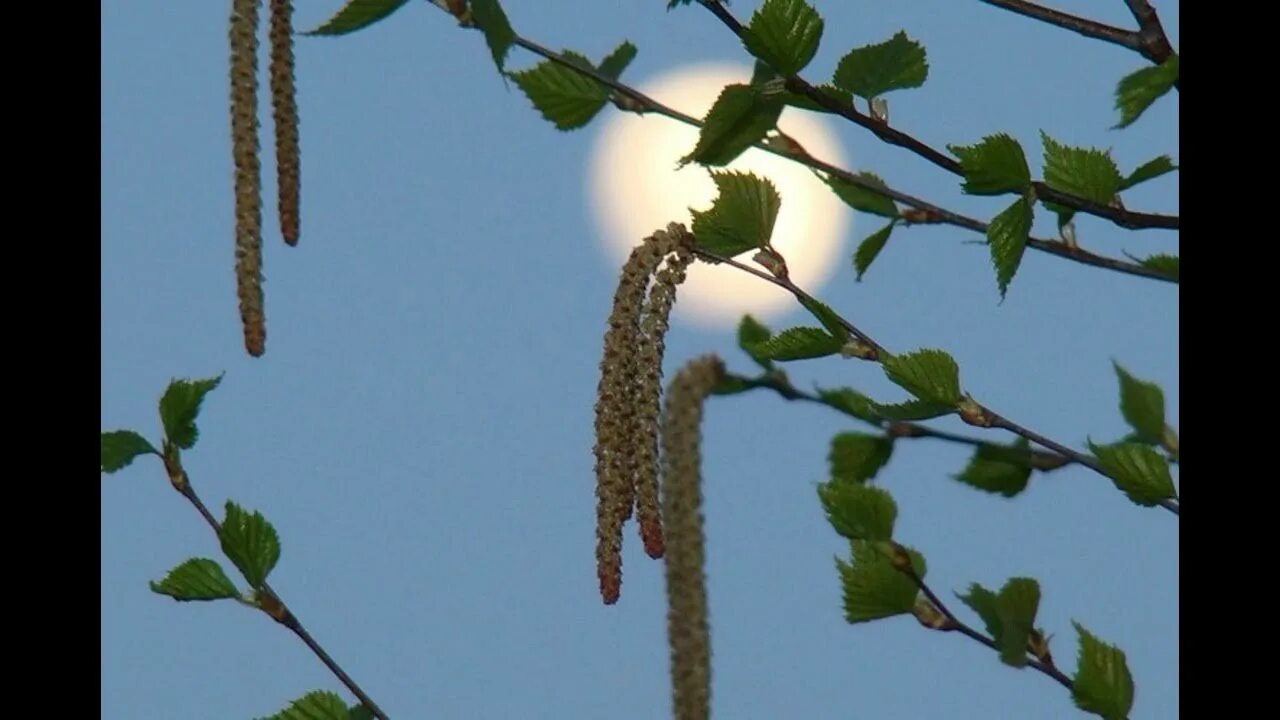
[102,2,1178,718]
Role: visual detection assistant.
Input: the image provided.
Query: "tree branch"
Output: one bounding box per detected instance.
[695,0,1179,232]
[978,1,1142,53]
[162,454,391,720]
[1122,0,1178,68]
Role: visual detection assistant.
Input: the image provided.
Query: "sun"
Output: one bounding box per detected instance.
[587,63,852,329]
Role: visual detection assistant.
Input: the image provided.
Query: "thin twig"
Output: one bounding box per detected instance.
[439,8,1175,283]
[978,0,1141,53]
[166,458,391,720]
[692,249,1179,517]
[695,0,1179,232]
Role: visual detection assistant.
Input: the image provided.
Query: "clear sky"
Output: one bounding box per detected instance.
[102,2,1178,718]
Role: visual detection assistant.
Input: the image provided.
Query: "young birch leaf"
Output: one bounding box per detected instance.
[1040,132,1123,205]
[510,52,608,130]
[872,399,953,422]
[988,197,1033,298]
[305,0,409,36]
[257,690,350,720]
[883,349,962,406]
[743,0,825,75]
[1115,54,1178,129]
[817,387,882,423]
[1139,254,1179,280]
[957,583,1002,638]
[1120,155,1177,191]
[797,296,849,341]
[994,578,1041,667]
[149,558,240,601]
[833,31,928,99]
[682,85,783,167]
[159,374,224,450]
[854,223,895,280]
[1089,441,1176,506]
[1071,622,1136,720]
[780,84,854,113]
[737,315,775,371]
[838,541,925,623]
[348,706,376,720]
[219,502,282,588]
[948,134,1031,195]
[749,327,843,361]
[818,482,897,541]
[690,171,782,256]
[829,432,894,484]
[101,430,159,473]
[954,438,1033,497]
[470,0,516,73]
[596,41,637,81]
[826,172,899,218]
[1113,362,1166,443]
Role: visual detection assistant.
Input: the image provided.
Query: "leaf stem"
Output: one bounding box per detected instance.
[170,466,391,720]
[694,0,1179,232]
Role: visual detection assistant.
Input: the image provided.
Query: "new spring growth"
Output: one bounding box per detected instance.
[269,0,301,246]
[230,0,265,356]
[593,223,696,605]
[661,354,723,720]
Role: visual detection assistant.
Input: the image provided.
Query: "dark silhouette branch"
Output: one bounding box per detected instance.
[1122,0,1178,68]
[693,248,1179,517]
[978,1,1142,53]
[162,453,391,720]
[695,0,1178,232]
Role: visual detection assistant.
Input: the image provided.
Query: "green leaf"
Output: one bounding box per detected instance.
[883,349,962,406]
[871,399,952,422]
[667,0,695,8]
[837,540,926,623]
[987,196,1033,298]
[817,387,881,423]
[832,31,928,99]
[957,583,1002,638]
[826,171,899,219]
[948,134,1031,195]
[748,327,843,361]
[737,315,775,371]
[596,41,637,81]
[690,171,782,257]
[854,223,895,281]
[828,432,894,484]
[1040,132,1122,205]
[159,374,224,450]
[348,706,376,720]
[471,0,516,73]
[219,502,282,589]
[779,84,855,113]
[819,482,897,541]
[1113,362,1166,443]
[797,296,849,342]
[510,53,608,131]
[1120,155,1177,191]
[1089,441,1177,506]
[149,558,239,601]
[1139,254,1179,280]
[101,430,159,473]
[257,690,351,720]
[994,578,1041,667]
[682,85,784,166]
[1071,622,1136,720]
[954,438,1033,497]
[743,0,825,75]
[305,0,409,36]
[1115,54,1178,129]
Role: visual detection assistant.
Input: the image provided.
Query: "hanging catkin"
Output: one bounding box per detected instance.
[230,0,265,356]
[269,0,300,246]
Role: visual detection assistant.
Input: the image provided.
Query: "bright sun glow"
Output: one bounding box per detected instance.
[587,63,852,329]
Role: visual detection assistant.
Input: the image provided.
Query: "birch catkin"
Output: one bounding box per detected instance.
[661,355,722,720]
[230,0,265,356]
[268,0,300,246]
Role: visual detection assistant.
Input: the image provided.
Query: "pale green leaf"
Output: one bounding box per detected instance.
[101,430,159,474]
[1072,622,1135,720]
[149,558,239,601]
[1115,55,1178,128]
[471,0,516,73]
[1113,362,1166,443]
[817,387,882,423]
[1088,441,1177,506]
[1040,132,1122,205]
[871,399,953,422]
[1139,254,1178,280]
[883,349,962,406]
[995,578,1040,667]
[682,85,783,167]
[748,327,842,361]
[826,172,899,219]
[510,52,608,130]
[159,374,224,450]
[838,541,926,623]
[256,690,350,720]
[690,171,782,256]
[954,438,1033,497]
[1120,155,1177,191]
[305,0,409,36]
[829,432,894,484]
[743,0,824,75]
[948,134,1031,195]
[854,223,895,280]
[819,482,897,541]
[832,31,928,99]
[988,196,1033,298]
[737,315,775,371]
[219,502,282,589]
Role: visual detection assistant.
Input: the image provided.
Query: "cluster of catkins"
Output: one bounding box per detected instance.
[229,0,301,357]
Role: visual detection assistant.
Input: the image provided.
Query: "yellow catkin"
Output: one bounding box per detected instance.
[661,355,722,720]
[231,0,265,356]
[593,230,674,604]
[632,223,696,559]
[269,0,300,246]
